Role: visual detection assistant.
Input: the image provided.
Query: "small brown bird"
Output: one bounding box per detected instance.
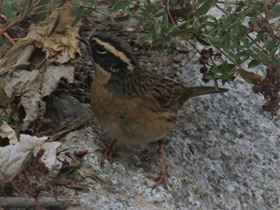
[77,34,228,189]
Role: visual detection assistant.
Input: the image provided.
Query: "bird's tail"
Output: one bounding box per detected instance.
[184,86,228,99]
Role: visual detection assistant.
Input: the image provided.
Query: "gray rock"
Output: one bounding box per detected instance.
[58,51,280,210]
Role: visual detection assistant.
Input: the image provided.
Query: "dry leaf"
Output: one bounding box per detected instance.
[4,70,43,128]
[0,42,34,74]
[0,78,9,106]
[0,131,62,184]
[0,122,18,145]
[40,142,62,173]
[0,134,47,184]
[0,4,81,74]
[0,2,81,129]
[236,68,263,83]
[41,64,74,97]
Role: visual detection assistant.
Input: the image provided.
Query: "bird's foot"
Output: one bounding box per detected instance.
[149,171,168,190]
[98,139,117,166]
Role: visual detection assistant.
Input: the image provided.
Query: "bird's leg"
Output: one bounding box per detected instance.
[149,139,168,190]
[100,139,117,166]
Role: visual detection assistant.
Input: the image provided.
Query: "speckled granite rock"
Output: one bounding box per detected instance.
[50,6,279,209]
[55,48,280,209]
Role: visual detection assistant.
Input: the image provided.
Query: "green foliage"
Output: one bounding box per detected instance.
[0,0,95,26]
[1,0,280,114]
[2,0,18,22]
[70,0,95,26]
[108,0,280,114]
[0,108,22,138]
[109,0,279,81]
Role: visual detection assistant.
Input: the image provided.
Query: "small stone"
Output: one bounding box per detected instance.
[207,147,222,159]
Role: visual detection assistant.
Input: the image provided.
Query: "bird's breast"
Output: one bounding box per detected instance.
[90,75,176,145]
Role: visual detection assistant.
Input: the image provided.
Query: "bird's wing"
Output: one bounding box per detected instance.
[140,73,228,112]
[140,74,187,112]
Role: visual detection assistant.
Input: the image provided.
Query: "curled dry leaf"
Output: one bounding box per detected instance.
[40,142,62,175]
[4,70,43,128]
[0,2,81,129]
[236,68,263,84]
[0,134,47,184]
[4,65,74,128]
[41,64,74,97]
[0,129,62,184]
[0,122,18,145]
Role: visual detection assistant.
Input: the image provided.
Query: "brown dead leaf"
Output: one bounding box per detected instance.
[0,78,9,106]
[0,2,81,129]
[0,42,34,74]
[41,64,74,97]
[0,122,18,145]
[236,68,263,83]
[0,132,62,184]
[0,134,48,184]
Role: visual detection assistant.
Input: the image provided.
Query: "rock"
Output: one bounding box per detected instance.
[57,51,280,210]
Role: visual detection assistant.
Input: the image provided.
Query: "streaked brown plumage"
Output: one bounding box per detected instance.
[77,34,228,189]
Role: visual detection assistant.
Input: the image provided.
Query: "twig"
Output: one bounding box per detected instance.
[3,32,15,45]
[215,3,227,14]
[192,0,196,11]
[48,114,94,141]
[0,196,70,209]
[164,0,203,56]
[0,16,21,35]
[164,0,179,31]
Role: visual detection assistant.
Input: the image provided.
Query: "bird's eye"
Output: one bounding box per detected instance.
[96,45,107,54]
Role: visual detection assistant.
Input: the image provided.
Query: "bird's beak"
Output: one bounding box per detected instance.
[76,36,89,45]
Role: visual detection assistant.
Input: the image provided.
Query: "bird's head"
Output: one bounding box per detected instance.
[77,34,138,75]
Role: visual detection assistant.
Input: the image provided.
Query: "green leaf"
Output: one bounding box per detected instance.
[248,59,260,68]
[239,70,253,84]
[144,0,152,8]
[150,23,157,39]
[34,0,51,21]
[223,34,231,50]
[196,37,210,45]
[70,0,79,6]
[256,49,269,64]
[226,6,232,12]
[2,0,18,22]
[204,35,221,47]
[224,1,242,5]
[270,4,280,18]
[233,51,247,59]
[114,14,131,22]
[271,56,280,67]
[241,37,249,48]
[155,36,171,47]
[214,79,219,89]
[155,11,165,17]
[246,49,259,60]
[161,13,169,29]
[174,28,195,37]
[205,21,217,28]
[72,14,82,27]
[195,0,217,16]
[111,0,130,11]
[146,24,158,43]
[81,0,94,7]
[264,38,276,54]
[233,24,247,36]
[56,0,66,7]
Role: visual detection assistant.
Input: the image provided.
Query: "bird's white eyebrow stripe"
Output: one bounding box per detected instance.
[92,37,134,71]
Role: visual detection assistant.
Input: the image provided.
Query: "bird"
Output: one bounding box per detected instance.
[77,34,228,189]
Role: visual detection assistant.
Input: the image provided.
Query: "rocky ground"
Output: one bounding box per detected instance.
[0,2,279,210]
[44,13,280,209]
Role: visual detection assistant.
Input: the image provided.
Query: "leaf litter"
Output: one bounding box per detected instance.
[0,2,81,129]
